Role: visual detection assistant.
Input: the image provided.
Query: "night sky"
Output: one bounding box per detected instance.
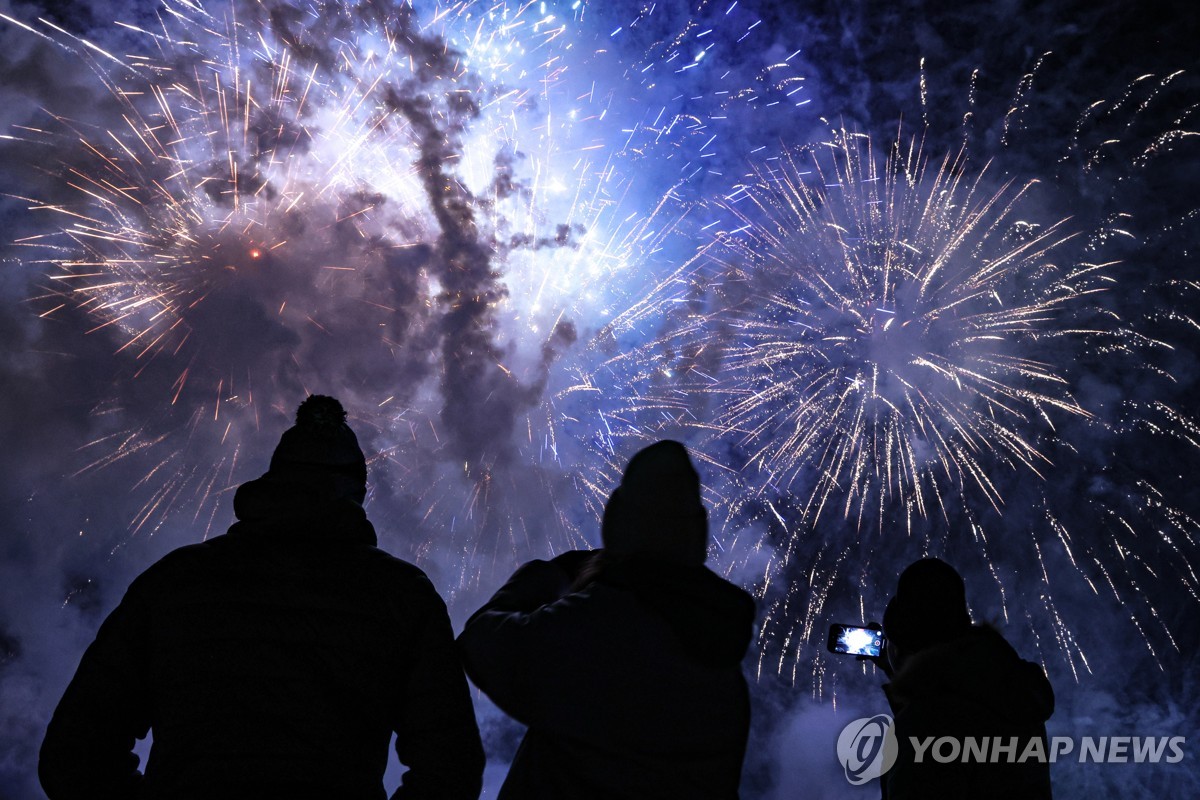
[1,1,1199,797]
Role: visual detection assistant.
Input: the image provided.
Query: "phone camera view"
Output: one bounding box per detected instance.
[829,625,883,657]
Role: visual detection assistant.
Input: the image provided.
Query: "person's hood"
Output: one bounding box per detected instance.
[230,472,377,546]
[601,440,708,566]
[887,625,1055,726]
[598,556,756,668]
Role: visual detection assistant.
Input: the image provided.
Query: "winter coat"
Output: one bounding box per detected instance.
[882,625,1055,800]
[39,474,484,800]
[458,554,756,800]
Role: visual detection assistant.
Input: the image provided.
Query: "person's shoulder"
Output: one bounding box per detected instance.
[357,545,434,582]
[110,536,231,604]
[965,623,1023,660]
[351,545,451,605]
[703,565,755,597]
[920,625,1054,722]
[969,625,1054,716]
[697,566,757,614]
[137,535,228,577]
[908,625,1020,673]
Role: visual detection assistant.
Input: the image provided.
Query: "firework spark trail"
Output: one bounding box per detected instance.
[704,133,1099,530]
[21,2,436,378]
[598,130,1101,527]
[3,1,579,562]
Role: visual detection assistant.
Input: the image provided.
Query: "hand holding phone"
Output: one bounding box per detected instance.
[827,623,885,658]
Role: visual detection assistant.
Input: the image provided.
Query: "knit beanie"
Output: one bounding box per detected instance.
[601,440,708,565]
[269,395,367,504]
[883,558,972,654]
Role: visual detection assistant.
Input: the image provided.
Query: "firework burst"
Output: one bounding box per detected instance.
[2,0,609,553]
[704,132,1102,531]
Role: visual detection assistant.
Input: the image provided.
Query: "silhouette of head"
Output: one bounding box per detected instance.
[883,558,971,656]
[268,395,367,505]
[601,440,708,565]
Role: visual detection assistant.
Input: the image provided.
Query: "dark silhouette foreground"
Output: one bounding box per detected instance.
[878,558,1054,800]
[40,396,484,800]
[459,440,756,799]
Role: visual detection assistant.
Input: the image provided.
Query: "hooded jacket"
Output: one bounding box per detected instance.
[40,473,485,800]
[882,625,1055,800]
[458,554,756,800]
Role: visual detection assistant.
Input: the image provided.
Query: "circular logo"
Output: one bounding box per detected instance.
[836,714,898,785]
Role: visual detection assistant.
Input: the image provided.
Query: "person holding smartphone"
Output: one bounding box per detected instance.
[874,558,1055,800]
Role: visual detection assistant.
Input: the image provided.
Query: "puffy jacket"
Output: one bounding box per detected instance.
[40,474,484,800]
[458,554,756,800]
[882,625,1055,800]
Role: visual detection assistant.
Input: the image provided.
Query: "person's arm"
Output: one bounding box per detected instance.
[391,578,485,800]
[39,576,153,800]
[455,557,585,726]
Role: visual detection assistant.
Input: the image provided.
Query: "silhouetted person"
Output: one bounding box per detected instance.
[877,558,1054,800]
[458,440,755,799]
[40,396,484,800]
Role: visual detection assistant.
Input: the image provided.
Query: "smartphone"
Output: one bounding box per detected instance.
[827,623,885,658]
